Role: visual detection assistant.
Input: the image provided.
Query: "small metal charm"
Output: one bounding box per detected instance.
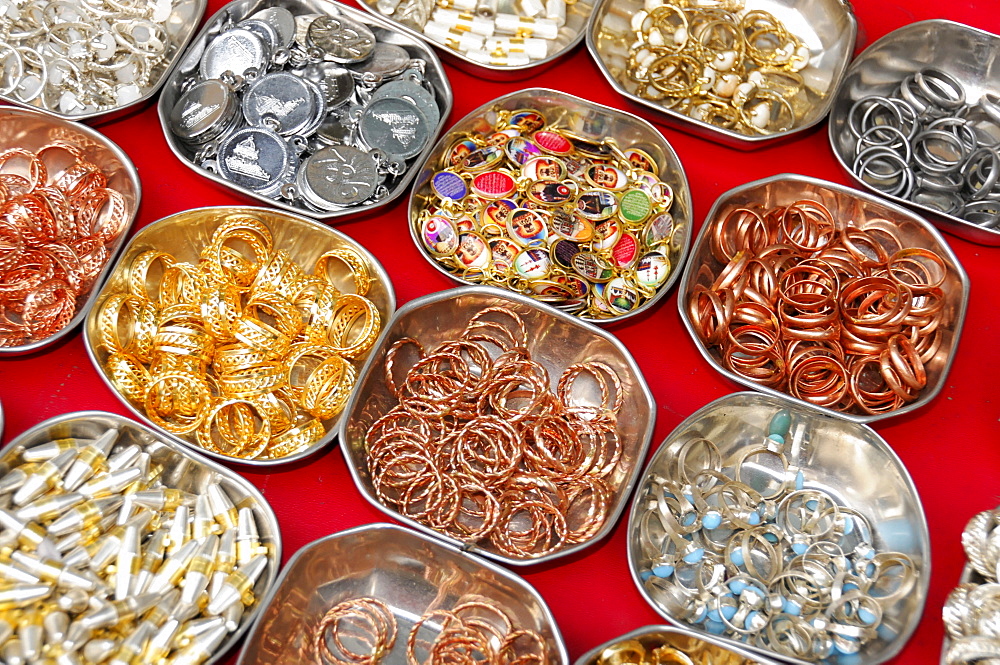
[358,97,430,160]
[169,79,242,146]
[242,72,326,136]
[307,16,377,64]
[200,28,269,80]
[297,145,380,209]
[216,127,299,196]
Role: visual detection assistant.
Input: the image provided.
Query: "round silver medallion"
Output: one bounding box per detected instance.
[242,71,324,136]
[200,28,269,80]
[303,63,356,108]
[298,145,379,208]
[307,15,376,64]
[370,79,439,130]
[169,79,240,145]
[217,126,297,194]
[248,7,296,48]
[350,43,410,77]
[358,97,429,160]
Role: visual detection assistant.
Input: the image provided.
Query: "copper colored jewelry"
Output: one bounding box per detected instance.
[365,308,625,558]
[689,200,950,415]
[315,597,398,665]
[0,144,127,347]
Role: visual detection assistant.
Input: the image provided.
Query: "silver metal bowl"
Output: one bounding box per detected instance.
[0,0,207,123]
[83,205,396,467]
[940,564,981,665]
[338,285,656,566]
[407,88,692,324]
[157,0,453,222]
[677,173,970,424]
[575,624,780,665]
[586,0,857,149]
[627,392,930,665]
[236,522,569,665]
[355,0,593,79]
[1,410,283,665]
[0,107,142,356]
[828,20,1000,246]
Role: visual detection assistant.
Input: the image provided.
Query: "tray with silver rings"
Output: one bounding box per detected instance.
[585,0,856,148]
[0,0,207,122]
[236,523,569,665]
[157,0,453,222]
[828,20,1000,247]
[627,392,930,665]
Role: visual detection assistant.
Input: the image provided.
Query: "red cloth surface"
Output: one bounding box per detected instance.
[1,1,999,662]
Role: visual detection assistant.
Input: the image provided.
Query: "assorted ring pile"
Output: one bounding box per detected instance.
[0,0,188,115]
[313,596,549,665]
[94,214,381,460]
[415,106,684,319]
[635,409,917,661]
[622,0,814,135]
[374,0,570,67]
[0,142,128,347]
[594,634,752,665]
[365,307,625,558]
[168,6,440,212]
[943,505,1000,665]
[688,198,951,415]
[0,426,270,665]
[847,68,1000,228]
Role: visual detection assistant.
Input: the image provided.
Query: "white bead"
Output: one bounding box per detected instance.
[115,84,141,105]
[59,91,84,114]
[647,27,663,47]
[750,102,771,129]
[644,0,663,10]
[673,26,687,46]
[747,70,765,85]
[700,65,716,89]
[630,10,648,33]
[790,44,810,72]
[713,50,737,72]
[691,103,711,121]
[713,72,740,98]
[733,81,756,106]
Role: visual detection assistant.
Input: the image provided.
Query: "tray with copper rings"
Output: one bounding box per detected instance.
[0,107,142,355]
[408,88,692,323]
[627,392,930,665]
[83,206,396,467]
[339,286,656,565]
[677,173,969,423]
[237,522,569,665]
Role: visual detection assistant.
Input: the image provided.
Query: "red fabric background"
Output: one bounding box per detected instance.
[1,1,999,662]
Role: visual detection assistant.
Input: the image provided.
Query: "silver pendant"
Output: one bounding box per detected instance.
[200,28,269,80]
[242,71,325,137]
[297,145,379,208]
[248,7,297,49]
[370,78,439,130]
[358,97,430,160]
[216,126,298,195]
[307,16,376,64]
[349,43,411,78]
[236,18,281,53]
[169,79,241,145]
[302,62,356,108]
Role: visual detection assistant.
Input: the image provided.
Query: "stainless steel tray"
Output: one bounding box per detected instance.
[157,0,453,222]
[828,19,1000,246]
[0,0,207,123]
[575,624,779,665]
[0,107,142,356]
[677,173,970,424]
[338,286,656,566]
[237,522,569,665]
[627,392,930,665]
[2,410,283,665]
[586,0,856,148]
[83,205,396,467]
[407,88,692,324]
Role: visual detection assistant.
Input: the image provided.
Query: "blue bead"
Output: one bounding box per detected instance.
[859,608,878,625]
[805,499,818,510]
[843,581,859,592]
[865,549,876,560]
[783,598,801,616]
[768,410,791,436]
[730,549,745,566]
[763,532,779,543]
[639,570,652,581]
[877,624,897,640]
[704,620,725,635]
[729,579,748,595]
[721,604,737,620]
[744,611,760,629]
[766,433,784,445]
[839,652,861,665]
[702,511,722,530]
[683,493,694,502]
[683,548,705,564]
[865,563,876,577]
[707,608,721,622]
[843,515,854,534]
[652,564,674,578]
[682,512,696,527]
[795,470,804,491]
[792,542,807,555]
[747,511,761,526]
[691,605,707,622]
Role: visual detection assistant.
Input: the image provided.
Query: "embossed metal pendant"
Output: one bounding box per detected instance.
[200,28,269,80]
[217,127,298,195]
[307,15,376,64]
[358,97,430,160]
[297,145,380,208]
[242,72,325,137]
[169,79,241,145]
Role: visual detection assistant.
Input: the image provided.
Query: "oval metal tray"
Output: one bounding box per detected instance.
[677,173,969,424]
[157,0,453,222]
[237,522,569,665]
[2,410,283,665]
[828,19,1000,246]
[627,392,930,665]
[339,285,656,566]
[575,624,780,665]
[83,205,396,467]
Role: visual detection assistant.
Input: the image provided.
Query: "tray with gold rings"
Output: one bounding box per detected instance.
[575,624,780,665]
[338,285,656,566]
[677,173,969,424]
[237,522,569,665]
[83,205,396,467]
[586,0,856,148]
[2,410,283,665]
[0,107,142,356]
[407,88,692,324]
[626,392,930,665]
